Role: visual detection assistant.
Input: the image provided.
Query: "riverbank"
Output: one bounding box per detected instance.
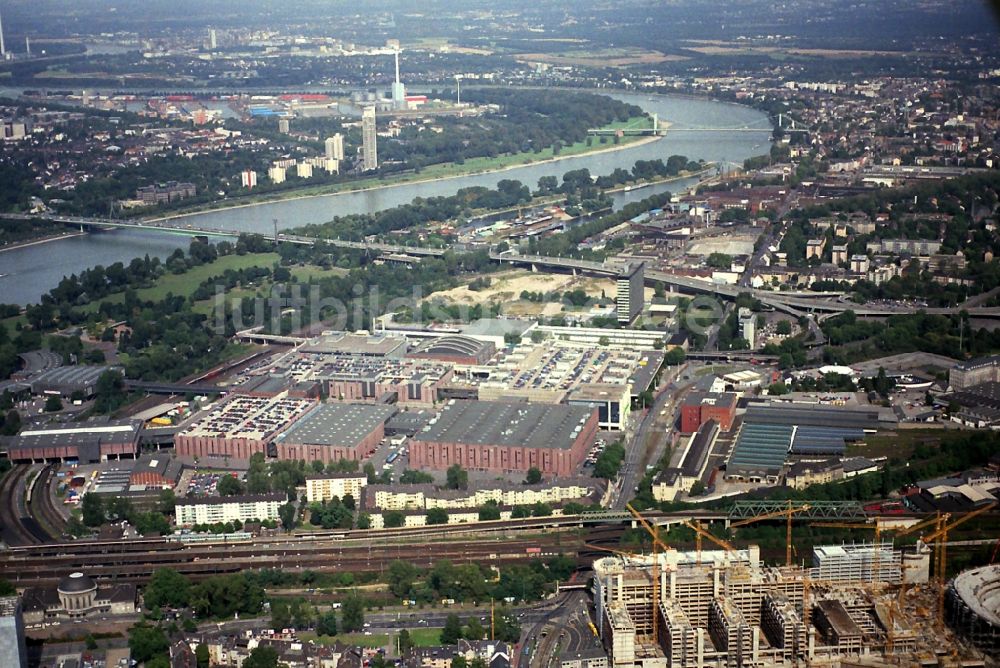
[0,230,87,254]
[142,134,663,225]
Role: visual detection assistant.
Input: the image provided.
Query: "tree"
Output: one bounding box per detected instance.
[689,480,706,496]
[317,610,338,637]
[44,395,63,412]
[341,596,365,632]
[664,347,686,365]
[446,464,468,490]
[400,469,434,484]
[384,510,405,528]
[270,599,291,630]
[776,320,793,336]
[144,568,190,610]
[465,616,485,640]
[526,467,542,485]
[387,560,419,599]
[452,657,468,668]
[398,629,414,654]
[427,508,449,525]
[278,502,297,530]
[82,493,105,527]
[441,613,463,644]
[244,646,282,668]
[767,381,789,396]
[217,474,245,497]
[311,460,326,473]
[1,409,20,436]
[128,623,170,664]
[196,644,210,668]
[478,502,501,521]
[705,252,733,270]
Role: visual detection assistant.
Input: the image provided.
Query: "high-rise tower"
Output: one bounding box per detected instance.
[362,106,378,171]
[391,47,406,109]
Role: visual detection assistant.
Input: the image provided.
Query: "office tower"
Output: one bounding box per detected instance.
[362,106,378,171]
[616,261,645,325]
[325,133,344,161]
[209,29,217,50]
[738,307,756,349]
[392,48,406,109]
[0,597,28,668]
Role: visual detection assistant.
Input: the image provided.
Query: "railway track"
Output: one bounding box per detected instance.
[0,531,585,587]
[0,464,42,547]
[26,464,62,543]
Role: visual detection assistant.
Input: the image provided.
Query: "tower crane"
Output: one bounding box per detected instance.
[729,501,811,566]
[626,503,673,644]
[915,501,997,626]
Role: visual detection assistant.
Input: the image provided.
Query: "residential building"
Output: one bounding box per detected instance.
[268,165,286,184]
[326,133,345,161]
[241,169,257,189]
[175,494,284,526]
[306,474,368,503]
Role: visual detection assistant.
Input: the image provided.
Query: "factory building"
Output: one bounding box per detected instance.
[680,393,737,434]
[175,493,284,526]
[409,400,598,476]
[5,420,141,463]
[29,365,120,398]
[406,335,496,366]
[173,395,316,460]
[272,403,395,464]
[949,354,1000,391]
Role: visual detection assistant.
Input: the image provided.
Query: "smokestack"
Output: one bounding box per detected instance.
[25,36,30,56]
[394,49,400,86]
[0,8,6,59]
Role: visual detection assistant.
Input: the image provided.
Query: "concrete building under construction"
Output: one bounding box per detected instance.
[590,541,922,668]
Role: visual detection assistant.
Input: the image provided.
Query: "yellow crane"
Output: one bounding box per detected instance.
[626,503,673,645]
[916,501,997,626]
[683,519,738,558]
[729,501,811,566]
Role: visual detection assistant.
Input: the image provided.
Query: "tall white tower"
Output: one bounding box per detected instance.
[391,47,405,109]
[0,7,7,60]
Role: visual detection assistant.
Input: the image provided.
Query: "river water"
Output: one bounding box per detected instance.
[0,92,770,306]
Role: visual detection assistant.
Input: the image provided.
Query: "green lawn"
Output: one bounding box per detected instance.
[407,627,443,647]
[301,632,391,648]
[301,627,442,649]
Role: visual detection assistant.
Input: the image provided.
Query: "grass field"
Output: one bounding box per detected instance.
[302,627,442,649]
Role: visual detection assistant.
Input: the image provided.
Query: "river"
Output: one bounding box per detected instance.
[0,92,771,306]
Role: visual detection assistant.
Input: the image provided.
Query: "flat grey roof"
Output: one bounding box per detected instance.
[30,365,118,389]
[745,403,885,429]
[10,420,141,449]
[275,403,396,447]
[460,318,534,337]
[413,400,594,450]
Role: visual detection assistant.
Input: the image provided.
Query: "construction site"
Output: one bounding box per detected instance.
[588,504,999,667]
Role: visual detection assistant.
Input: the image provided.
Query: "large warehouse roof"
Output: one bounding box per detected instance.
[275,403,395,447]
[744,403,885,430]
[790,426,864,455]
[30,365,119,392]
[727,423,793,474]
[413,400,594,450]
